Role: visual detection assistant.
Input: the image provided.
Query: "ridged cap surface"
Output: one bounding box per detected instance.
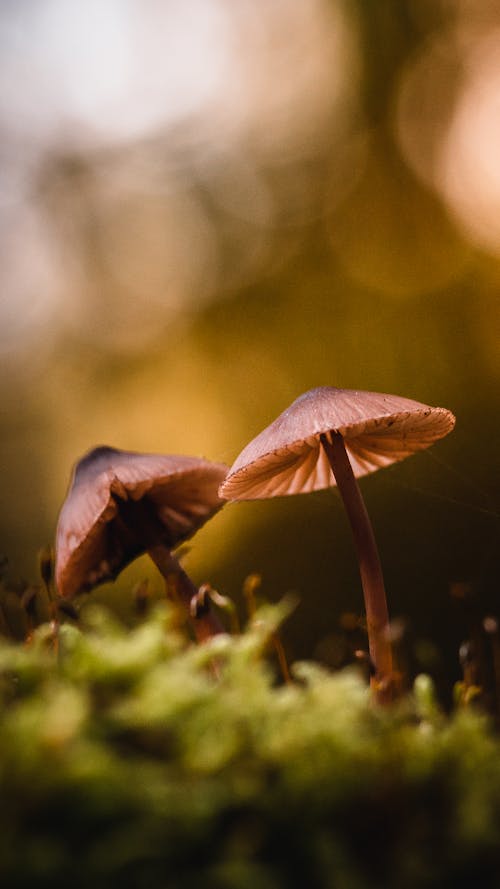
[55,446,228,598]
[220,387,455,500]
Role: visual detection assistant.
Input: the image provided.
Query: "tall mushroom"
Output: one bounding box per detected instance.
[219,387,455,696]
[55,446,228,641]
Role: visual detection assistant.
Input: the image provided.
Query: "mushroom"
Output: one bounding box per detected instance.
[55,446,229,641]
[219,387,456,696]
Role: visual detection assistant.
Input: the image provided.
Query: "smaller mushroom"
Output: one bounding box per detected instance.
[219,387,456,698]
[55,446,229,641]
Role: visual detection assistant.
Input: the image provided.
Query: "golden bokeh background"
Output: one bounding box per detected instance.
[1,0,499,680]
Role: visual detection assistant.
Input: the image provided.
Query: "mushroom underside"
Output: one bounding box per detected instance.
[222,431,437,500]
[57,484,220,598]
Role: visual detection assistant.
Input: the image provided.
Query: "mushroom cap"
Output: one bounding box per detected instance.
[55,446,228,598]
[219,387,455,501]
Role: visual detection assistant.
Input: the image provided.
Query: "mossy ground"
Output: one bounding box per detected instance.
[1,594,500,889]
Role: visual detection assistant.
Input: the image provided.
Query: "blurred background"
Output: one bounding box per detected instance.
[1,0,499,688]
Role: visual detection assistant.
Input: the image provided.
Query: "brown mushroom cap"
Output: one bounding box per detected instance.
[55,446,228,598]
[220,387,455,500]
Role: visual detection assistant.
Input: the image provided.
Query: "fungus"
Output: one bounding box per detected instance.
[55,446,228,641]
[219,387,455,697]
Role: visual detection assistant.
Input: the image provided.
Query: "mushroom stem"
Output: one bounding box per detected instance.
[148,545,224,643]
[320,432,393,698]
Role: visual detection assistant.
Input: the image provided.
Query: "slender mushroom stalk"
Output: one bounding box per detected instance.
[219,387,456,703]
[110,489,225,641]
[148,546,223,642]
[320,432,392,691]
[55,446,229,643]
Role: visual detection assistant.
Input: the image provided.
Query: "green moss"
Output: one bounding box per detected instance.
[1,603,500,888]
